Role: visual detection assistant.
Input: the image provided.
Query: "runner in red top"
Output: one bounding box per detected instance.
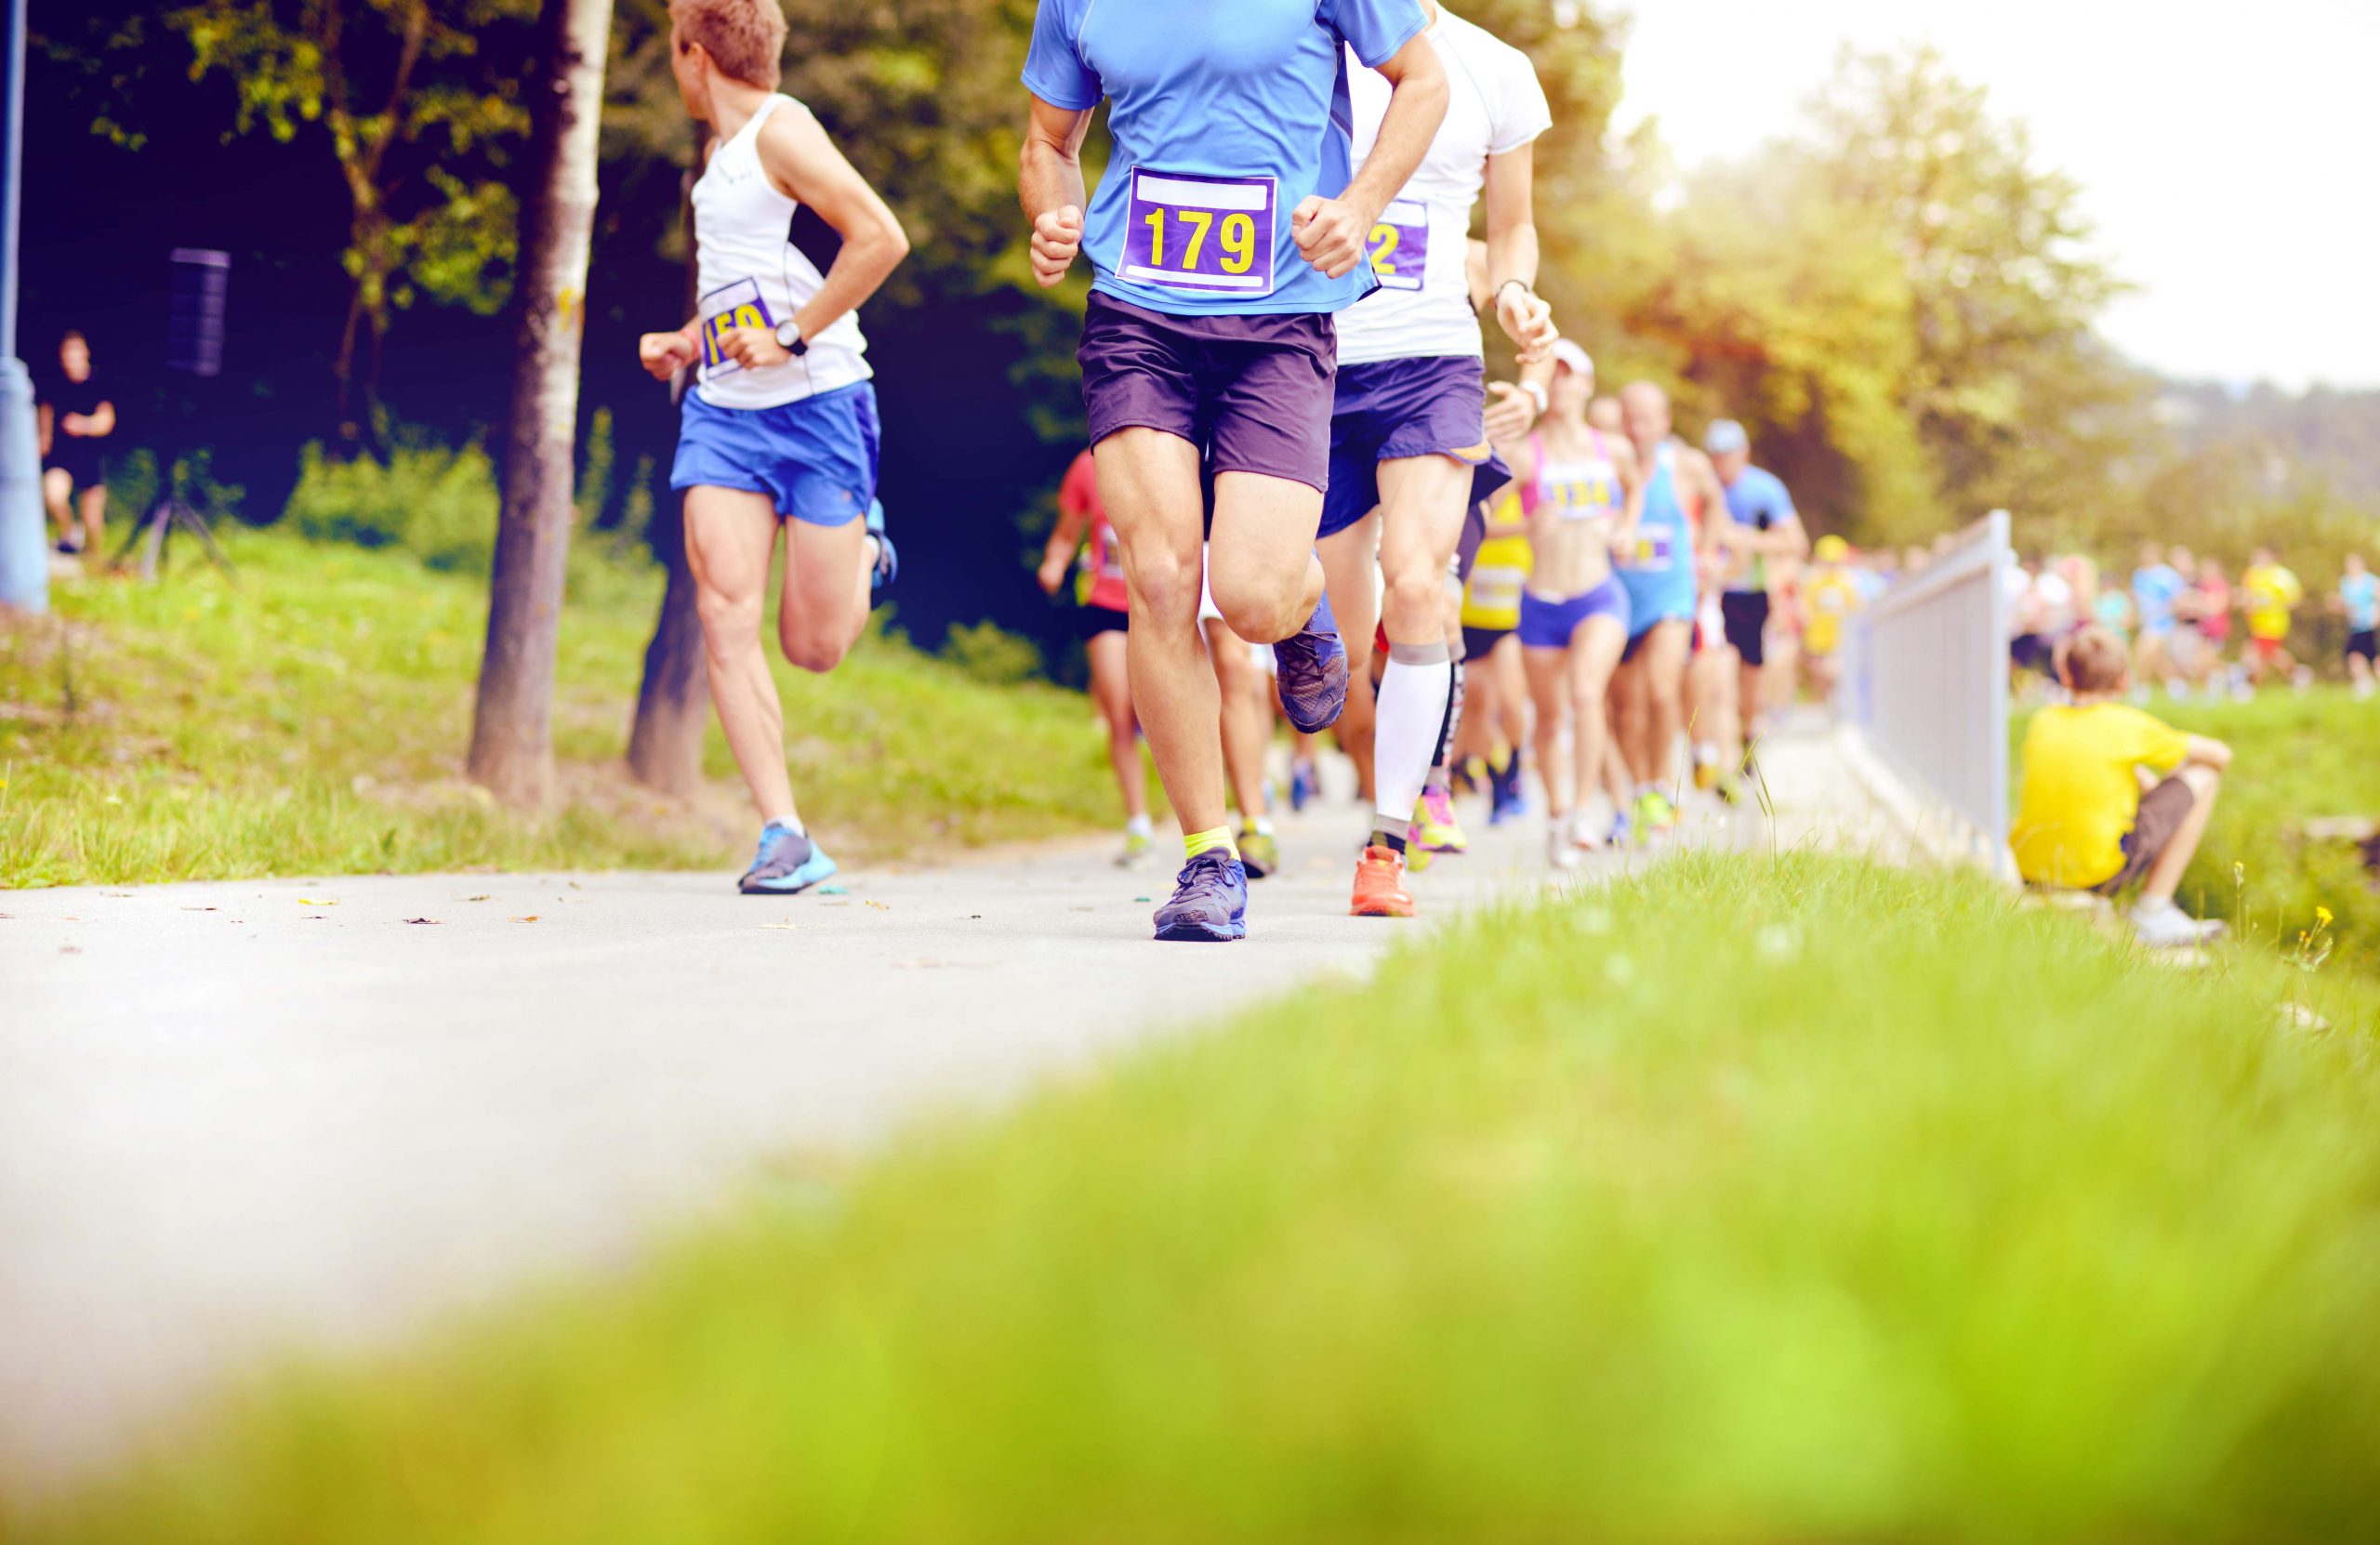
[1039,448,1151,865]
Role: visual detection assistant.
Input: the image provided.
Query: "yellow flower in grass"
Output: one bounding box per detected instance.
[2316,905,2334,928]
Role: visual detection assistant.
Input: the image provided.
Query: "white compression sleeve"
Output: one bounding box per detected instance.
[1373,640,1452,827]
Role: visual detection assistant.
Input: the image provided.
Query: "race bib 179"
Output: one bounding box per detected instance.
[1365,199,1428,292]
[698,278,777,375]
[1121,168,1276,297]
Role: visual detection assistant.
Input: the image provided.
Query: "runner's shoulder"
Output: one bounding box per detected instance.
[1430,9,1552,135]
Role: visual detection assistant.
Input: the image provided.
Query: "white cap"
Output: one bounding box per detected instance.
[1551,339,1593,376]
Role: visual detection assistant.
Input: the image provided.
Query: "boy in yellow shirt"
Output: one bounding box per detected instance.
[2013,627,2232,948]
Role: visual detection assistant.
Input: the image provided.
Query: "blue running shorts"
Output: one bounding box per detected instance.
[670,381,880,527]
[1517,576,1631,650]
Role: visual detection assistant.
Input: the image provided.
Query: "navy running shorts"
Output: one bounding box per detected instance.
[1077,292,1336,494]
[1319,355,1506,538]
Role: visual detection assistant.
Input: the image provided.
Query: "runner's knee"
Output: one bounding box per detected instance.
[1127,545,1201,626]
[1214,577,1304,644]
[694,586,761,648]
[778,614,853,675]
[1380,562,1442,639]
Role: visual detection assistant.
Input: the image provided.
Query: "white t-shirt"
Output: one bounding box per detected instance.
[690,95,872,411]
[1335,8,1552,366]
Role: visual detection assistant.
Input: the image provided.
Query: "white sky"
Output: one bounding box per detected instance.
[1612,0,2380,390]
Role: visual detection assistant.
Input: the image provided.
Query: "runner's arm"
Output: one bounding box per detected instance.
[1607,438,1646,556]
[720,101,909,366]
[1685,450,1726,561]
[74,401,116,439]
[1020,97,1094,287]
[1293,35,1447,278]
[1481,145,1554,361]
[1487,392,1537,482]
[1038,471,1093,593]
[34,402,50,457]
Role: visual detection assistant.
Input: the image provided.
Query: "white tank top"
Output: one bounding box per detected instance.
[691,95,871,411]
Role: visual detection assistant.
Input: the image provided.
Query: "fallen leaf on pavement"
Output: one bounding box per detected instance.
[760,921,800,931]
[298,898,338,906]
[510,915,541,923]
[403,918,442,926]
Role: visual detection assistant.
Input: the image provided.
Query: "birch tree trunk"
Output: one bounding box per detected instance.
[467,0,614,807]
[627,130,714,797]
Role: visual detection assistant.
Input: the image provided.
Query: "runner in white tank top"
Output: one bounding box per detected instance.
[689,93,872,410]
[637,0,911,897]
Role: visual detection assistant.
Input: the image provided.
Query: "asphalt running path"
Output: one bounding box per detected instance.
[0,722,1890,1492]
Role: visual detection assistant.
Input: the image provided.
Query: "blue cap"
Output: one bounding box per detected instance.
[1703,418,1750,456]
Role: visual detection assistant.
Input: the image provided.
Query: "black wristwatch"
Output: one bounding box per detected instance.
[774,318,810,357]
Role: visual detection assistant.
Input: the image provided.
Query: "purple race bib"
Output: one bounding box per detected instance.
[1121,167,1276,297]
[1624,526,1677,571]
[1366,199,1427,293]
[698,277,777,376]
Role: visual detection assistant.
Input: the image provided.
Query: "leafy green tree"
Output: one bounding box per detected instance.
[1804,45,2135,530]
[167,0,536,448]
[43,0,536,448]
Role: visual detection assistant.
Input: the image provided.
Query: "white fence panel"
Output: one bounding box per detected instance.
[1841,510,2014,877]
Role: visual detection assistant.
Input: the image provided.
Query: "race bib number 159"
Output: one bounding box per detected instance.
[698,278,776,375]
[1122,167,1276,297]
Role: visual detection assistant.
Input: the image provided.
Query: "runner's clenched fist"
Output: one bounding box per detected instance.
[1031,205,1084,287]
[1291,195,1376,280]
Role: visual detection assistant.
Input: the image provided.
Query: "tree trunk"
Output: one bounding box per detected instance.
[626,127,715,796]
[626,482,710,795]
[466,0,614,807]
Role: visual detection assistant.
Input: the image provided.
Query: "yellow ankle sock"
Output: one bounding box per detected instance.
[1183,825,1240,861]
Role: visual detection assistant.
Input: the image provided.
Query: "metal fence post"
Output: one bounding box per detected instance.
[0,0,45,614]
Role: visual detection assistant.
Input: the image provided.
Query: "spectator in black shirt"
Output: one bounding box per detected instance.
[37,330,115,555]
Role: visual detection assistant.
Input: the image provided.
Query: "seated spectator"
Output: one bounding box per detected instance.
[2013,626,2231,949]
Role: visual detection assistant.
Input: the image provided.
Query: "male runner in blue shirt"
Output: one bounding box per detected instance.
[1020,0,1448,941]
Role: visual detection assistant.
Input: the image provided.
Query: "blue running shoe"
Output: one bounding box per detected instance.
[1272,586,1349,734]
[1152,850,1248,942]
[1289,759,1317,812]
[739,821,840,895]
[866,499,897,592]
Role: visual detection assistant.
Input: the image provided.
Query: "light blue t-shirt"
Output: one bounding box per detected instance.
[2343,571,2378,630]
[1719,464,1794,595]
[1023,0,1426,317]
[2131,563,2186,631]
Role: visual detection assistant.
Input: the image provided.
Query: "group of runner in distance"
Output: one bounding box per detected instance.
[643,0,1812,940]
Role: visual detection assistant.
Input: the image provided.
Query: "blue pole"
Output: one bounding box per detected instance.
[0,0,47,614]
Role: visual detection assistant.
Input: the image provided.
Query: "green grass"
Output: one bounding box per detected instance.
[23,856,2380,1542]
[0,530,1125,886]
[2015,688,2380,982]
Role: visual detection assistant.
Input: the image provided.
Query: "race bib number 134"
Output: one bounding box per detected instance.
[1122,167,1276,297]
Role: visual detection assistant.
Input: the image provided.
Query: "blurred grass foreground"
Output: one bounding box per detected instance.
[23,856,2380,1542]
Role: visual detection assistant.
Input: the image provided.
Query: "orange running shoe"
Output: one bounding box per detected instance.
[1350,844,1416,918]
